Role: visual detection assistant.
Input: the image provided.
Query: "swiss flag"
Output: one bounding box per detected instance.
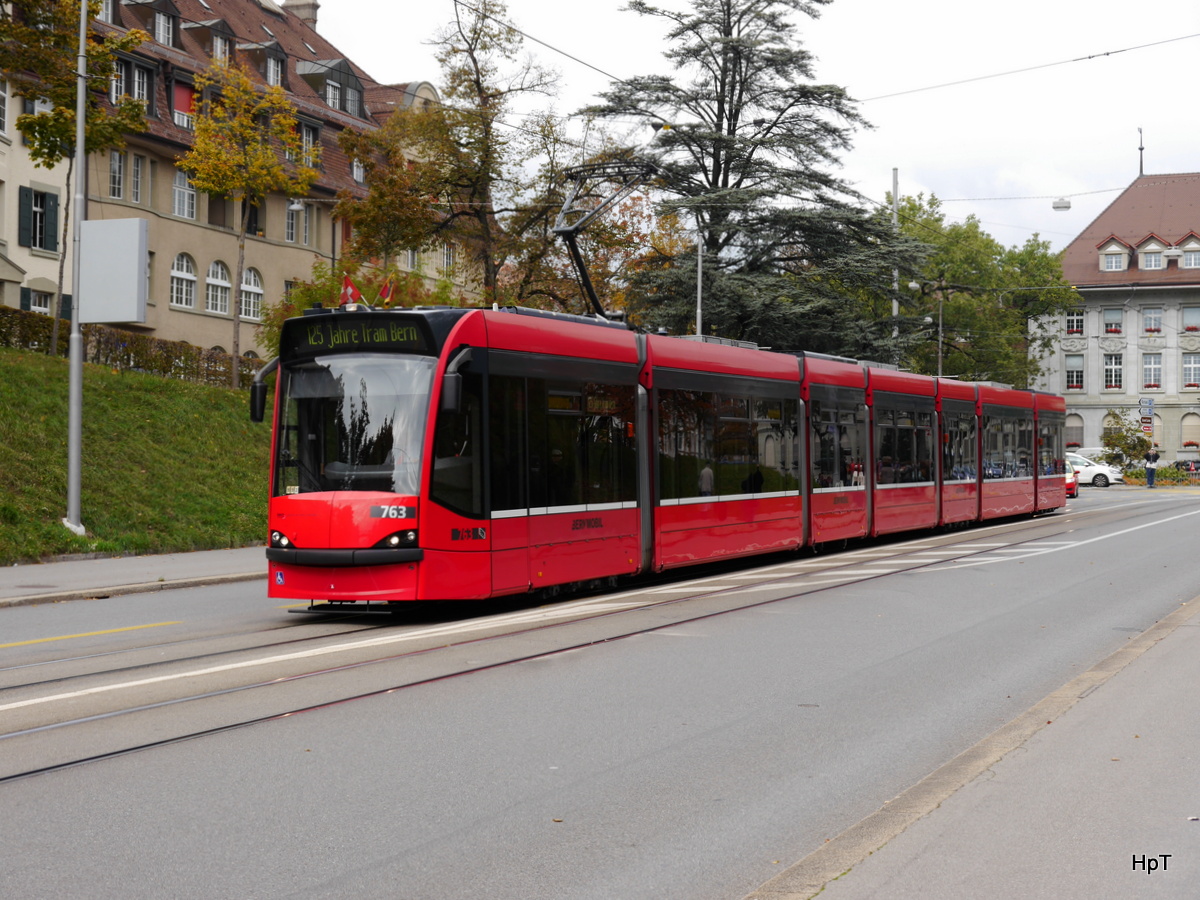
[340,275,364,306]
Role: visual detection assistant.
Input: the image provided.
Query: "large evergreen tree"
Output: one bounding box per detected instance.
[587,0,923,355]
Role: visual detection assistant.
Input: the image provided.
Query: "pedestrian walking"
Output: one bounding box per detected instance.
[1144,445,1160,487]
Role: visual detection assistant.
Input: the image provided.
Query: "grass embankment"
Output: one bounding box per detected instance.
[0,347,271,565]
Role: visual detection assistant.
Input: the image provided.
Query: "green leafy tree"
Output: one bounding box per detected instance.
[177,60,318,387]
[585,0,924,355]
[1101,408,1148,465]
[0,0,147,355]
[897,194,1079,385]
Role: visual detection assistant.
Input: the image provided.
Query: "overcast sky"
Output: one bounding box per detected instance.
[316,0,1200,254]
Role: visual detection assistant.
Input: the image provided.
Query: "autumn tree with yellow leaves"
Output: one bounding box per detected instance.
[178,60,318,386]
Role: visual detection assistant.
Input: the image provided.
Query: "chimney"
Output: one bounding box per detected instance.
[283,0,320,28]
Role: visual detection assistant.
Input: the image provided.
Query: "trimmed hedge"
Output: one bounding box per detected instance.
[0,306,264,388]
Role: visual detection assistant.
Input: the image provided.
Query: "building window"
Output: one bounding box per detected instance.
[131,155,144,204]
[406,248,420,270]
[345,87,362,118]
[1184,251,1200,269]
[1065,310,1083,334]
[1103,309,1122,334]
[173,84,195,130]
[240,268,263,320]
[1142,308,1162,333]
[1142,251,1163,270]
[18,187,59,251]
[154,12,174,47]
[1065,354,1084,391]
[1143,353,1162,388]
[1182,413,1200,446]
[206,260,231,314]
[325,81,341,109]
[99,0,114,23]
[266,56,283,87]
[301,123,318,165]
[1184,354,1200,388]
[173,170,196,219]
[29,290,52,315]
[110,64,126,104]
[170,253,197,308]
[285,206,297,243]
[1,80,7,135]
[1104,253,1124,271]
[441,242,456,272]
[351,158,365,183]
[109,151,125,199]
[1103,353,1123,390]
[134,65,151,104]
[212,34,230,62]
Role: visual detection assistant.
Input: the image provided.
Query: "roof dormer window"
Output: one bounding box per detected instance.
[1104,252,1124,271]
[154,11,175,46]
[1142,251,1163,270]
[266,55,283,86]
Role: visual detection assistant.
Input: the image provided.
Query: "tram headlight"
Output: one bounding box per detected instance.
[375,530,419,549]
[270,530,293,549]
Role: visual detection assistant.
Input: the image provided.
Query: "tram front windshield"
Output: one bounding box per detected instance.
[273,354,436,496]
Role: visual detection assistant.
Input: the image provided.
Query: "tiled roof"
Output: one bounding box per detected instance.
[98,0,430,196]
[1061,173,1200,289]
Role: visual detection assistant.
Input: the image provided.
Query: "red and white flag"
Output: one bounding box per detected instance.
[340,275,364,306]
[377,278,394,307]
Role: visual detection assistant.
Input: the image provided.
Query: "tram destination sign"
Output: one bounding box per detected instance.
[282,312,434,358]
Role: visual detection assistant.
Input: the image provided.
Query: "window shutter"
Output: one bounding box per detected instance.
[20,287,31,311]
[60,293,72,322]
[17,186,32,247]
[44,192,59,252]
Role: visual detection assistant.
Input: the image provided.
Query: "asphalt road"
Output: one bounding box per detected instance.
[1,488,1196,899]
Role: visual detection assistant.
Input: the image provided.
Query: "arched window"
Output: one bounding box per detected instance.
[240,267,263,320]
[169,253,196,308]
[206,260,230,314]
[1065,413,1084,448]
[1181,413,1200,449]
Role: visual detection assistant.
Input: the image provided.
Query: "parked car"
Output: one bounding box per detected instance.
[1172,459,1200,473]
[1073,446,1125,464]
[1065,461,1079,498]
[1066,452,1124,487]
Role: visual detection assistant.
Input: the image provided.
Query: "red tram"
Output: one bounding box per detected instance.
[250,304,1067,605]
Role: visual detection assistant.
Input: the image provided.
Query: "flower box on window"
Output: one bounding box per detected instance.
[1066,442,1081,448]
[1144,327,1161,333]
[1144,383,1160,389]
[1188,326,1200,332]
[1105,383,1122,389]
[1066,328,1082,334]
[1185,441,1199,448]
[1187,383,1200,389]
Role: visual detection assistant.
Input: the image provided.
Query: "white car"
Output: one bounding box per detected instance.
[1066,452,1124,487]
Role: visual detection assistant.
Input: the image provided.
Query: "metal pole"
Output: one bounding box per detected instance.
[63,0,88,536]
[695,214,703,337]
[891,169,899,336]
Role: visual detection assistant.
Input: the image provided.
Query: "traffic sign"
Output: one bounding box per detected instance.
[1139,397,1155,412]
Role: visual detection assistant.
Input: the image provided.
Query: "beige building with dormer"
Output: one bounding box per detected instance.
[1035,172,1200,458]
[3,0,474,360]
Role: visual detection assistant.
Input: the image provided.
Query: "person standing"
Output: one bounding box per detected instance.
[1144,445,1160,488]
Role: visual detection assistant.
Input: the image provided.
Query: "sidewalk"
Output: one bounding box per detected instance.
[749,598,1200,899]
[0,546,267,608]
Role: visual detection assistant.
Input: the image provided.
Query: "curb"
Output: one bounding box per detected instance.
[0,571,268,609]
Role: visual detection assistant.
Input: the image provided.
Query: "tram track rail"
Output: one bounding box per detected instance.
[0,499,1167,785]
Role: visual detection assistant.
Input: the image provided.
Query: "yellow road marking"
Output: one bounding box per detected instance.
[0,622,183,650]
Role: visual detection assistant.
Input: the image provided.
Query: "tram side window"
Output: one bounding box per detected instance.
[580,382,637,505]
[810,390,867,489]
[982,414,1031,477]
[658,389,716,500]
[876,405,933,484]
[717,394,758,494]
[754,398,800,493]
[488,375,527,513]
[430,372,484,518]
[1038,414,1065,475]
[943,411,977,482]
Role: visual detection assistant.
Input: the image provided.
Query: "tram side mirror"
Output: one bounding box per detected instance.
[250,381,267,423]
[441,372,462,413]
